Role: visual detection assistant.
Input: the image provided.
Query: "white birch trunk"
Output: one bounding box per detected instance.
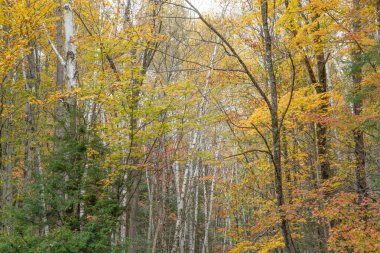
[172,120,192,253]
[190,160,199,253]
[202,140,219,253]
[64,3,77,91]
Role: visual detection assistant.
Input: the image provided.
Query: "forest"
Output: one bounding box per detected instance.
[0,0,379,252]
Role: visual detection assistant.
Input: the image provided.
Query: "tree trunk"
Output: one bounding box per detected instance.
[24,44,37,181]
[64,3,77,92]
[127,77,141,253]
[151,137,167,253]
[55,0,65,139]
[261,2,297,253]
[315,52,331,181]
[302,14,331,253]
[128,170,140,253]
[56,0,64,91]
[352,0,368,200]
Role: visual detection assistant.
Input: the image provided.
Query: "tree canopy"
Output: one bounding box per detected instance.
[0,0,379,252]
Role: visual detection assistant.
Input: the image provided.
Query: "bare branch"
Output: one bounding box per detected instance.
[183,0,273,111]
[42,24,66,66]
[280,52,296,128]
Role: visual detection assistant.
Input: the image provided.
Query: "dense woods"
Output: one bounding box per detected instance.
[0,0,379,252]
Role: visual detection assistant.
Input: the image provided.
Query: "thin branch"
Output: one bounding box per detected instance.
[280,52,296,129]
[72,8,121,81]
[183,0,272,111]
[249,122,274,161]
[223,149,270,159]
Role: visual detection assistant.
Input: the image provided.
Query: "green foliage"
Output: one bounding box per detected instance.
[0,123,127,253]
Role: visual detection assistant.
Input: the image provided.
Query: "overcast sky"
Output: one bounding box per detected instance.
[188,0,219,13]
